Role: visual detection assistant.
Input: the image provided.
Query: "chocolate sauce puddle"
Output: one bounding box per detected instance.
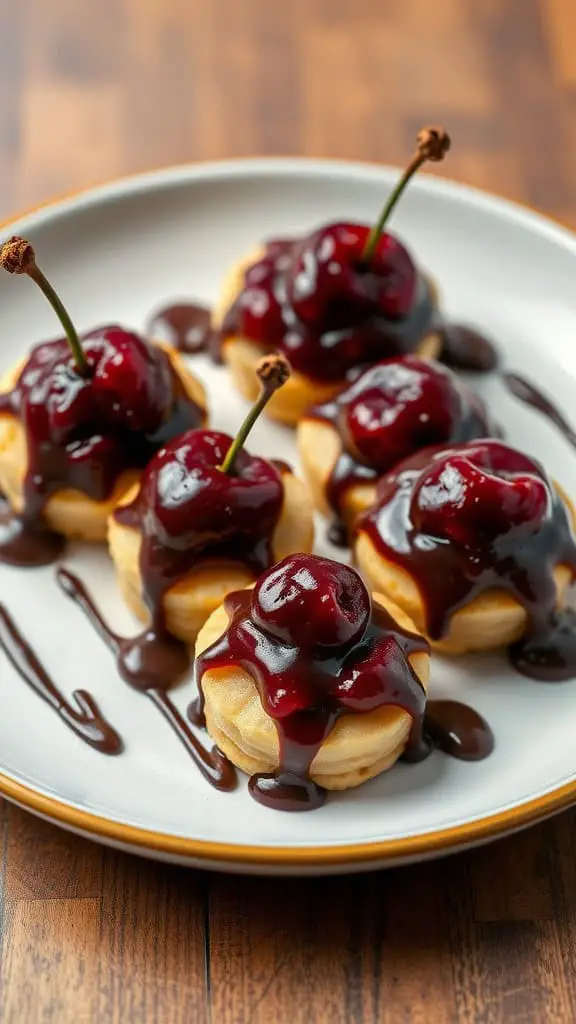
[147,302,216,356]
[410,699,494,761]
[504,372,576,450]
[0,603,122,753]
[437,324,499,373]
[56,568,236,791]
[0,492,65,567]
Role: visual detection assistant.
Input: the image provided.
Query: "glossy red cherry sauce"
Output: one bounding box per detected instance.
[308,356,496,544]
[0,326,204,566]
[194,554,430,810]
[359,440,576,680]
[114,429,285,638]
[217,227,438,382]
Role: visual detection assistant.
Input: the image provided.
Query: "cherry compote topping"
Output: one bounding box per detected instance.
[114,429,285,633]
[359,440,576,679]
[308,356,496,541]
[219,227,437,381]
[194,553,430,810]
[0,326,203,564]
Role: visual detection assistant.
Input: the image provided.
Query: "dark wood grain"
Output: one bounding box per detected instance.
[0,0,576,1020]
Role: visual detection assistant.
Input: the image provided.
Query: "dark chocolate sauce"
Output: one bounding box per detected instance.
[194,556,431,811]
[56,568,236,791]
[309,356,496,545]
[0,499,65,566]
[360,439,576,680]
[114,430,284,636]
[421,700,494,760]
[0,603,122,754]
[327,520,349,548]
[0,327,204,567]
[218,231,439,382]
[510,608,576,681]
[147,302,215,356]
[504,373,576,450]
[437,325,499,373]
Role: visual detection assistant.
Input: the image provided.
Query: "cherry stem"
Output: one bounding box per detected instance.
[362,153,426,263]
[220,386,276,475]
[27,263,90,377]
[221,355,290,475]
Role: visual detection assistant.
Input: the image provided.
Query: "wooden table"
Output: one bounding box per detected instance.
[0,1,575,1020]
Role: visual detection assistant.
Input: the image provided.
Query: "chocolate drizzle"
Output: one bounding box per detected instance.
[0,603,122,754]
[0,328,204,567]
[56,568,236,791]
[194,585,430,811]
[147,302,216,357]
[360,440,576,680]
[504,372,576,450]
[308,357,496,546]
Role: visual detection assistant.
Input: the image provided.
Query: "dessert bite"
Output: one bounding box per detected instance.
[212,127,454,426]
[0,236,206,565]
[109,355,314,648]
[194,553,431,809]
[298,355,496,545]
[355,439,576,678]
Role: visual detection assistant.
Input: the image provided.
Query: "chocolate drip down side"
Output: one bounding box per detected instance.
[0,603,122,754]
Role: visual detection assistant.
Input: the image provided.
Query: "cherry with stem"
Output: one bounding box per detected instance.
[362,126,451,263]
[0,235,90,377]
[220,354,291,475]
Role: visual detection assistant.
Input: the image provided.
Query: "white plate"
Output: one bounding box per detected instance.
[1,158,576,875]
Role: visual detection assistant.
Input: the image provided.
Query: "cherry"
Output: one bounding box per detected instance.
[250,553,371,650]
[412,453,549,545]
[32,328,173,444]
[283,126,450,333]
[86,327,172,434]
[339,357,462,469]
[120,355,292,550]
[0,237,176,442]
[284,127,450,334]
[136,429,283,549]
[285,222,417,329]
